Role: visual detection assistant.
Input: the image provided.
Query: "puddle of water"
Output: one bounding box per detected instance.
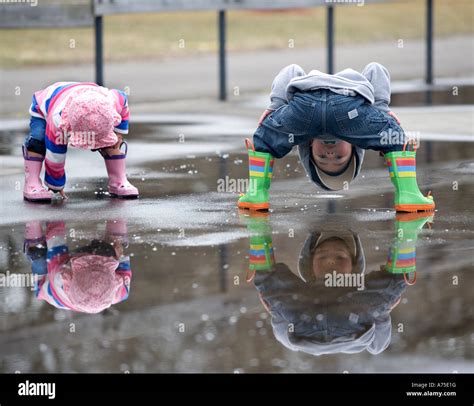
[1,204,472,373]
[0,123,473,373]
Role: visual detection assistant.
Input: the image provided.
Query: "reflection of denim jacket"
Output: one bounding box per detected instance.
[254,264,407,356]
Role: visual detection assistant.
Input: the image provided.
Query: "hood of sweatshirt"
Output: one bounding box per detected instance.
[297,141,365,191]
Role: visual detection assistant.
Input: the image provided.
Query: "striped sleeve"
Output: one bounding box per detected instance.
[33,83,80,191]
[46,222,68,262]
[112,89,129,135]
[44,127,67,190]
[29,94,45,119]
[35,222,69,309]
[114,255,132,303]
[25,245,48,296]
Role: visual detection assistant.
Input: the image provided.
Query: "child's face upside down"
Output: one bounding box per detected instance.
[311,140,352,175]
[312,238,354,278]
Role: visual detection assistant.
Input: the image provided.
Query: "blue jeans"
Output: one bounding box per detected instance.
[24,117,47,155]
[254,89,405,158]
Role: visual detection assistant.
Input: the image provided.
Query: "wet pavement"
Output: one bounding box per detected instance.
[0,107,473,373]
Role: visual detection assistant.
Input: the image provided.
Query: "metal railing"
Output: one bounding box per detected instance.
[0,0,435,102]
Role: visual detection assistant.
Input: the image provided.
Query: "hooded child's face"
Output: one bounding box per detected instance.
[312,237,354,278]
[311,140,352,175]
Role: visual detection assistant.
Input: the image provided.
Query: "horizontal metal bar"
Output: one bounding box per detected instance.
[94,0,390,16]
[0,0,393,27]
[0,3,94,28]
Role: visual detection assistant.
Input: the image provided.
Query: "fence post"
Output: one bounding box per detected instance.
[327,5,334,74]
[326,6,334,74]
[425,0,434,104]
[218,10,227,101]
[95,15,104,86]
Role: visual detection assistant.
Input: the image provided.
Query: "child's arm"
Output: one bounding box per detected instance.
[268,64,307,111]
[29,88,68,198]
[23,222,48,296]
[44,134,67,195]
[36,222,69,306]
[37,90,68,195]
[113,256,132,304]
[361,62,391,113]
[45,222,68,262]
[29,93,45,121]
[31,93,67,196]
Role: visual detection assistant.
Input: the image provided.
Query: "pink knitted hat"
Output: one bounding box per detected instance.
[60,87,121,150]
[61,254,122,314]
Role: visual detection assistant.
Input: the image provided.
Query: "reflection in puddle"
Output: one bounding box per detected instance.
[0,129,473,372]
[24,220,131,314]
[241,211,433,356]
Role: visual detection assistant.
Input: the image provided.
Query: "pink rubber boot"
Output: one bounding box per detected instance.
[24,221,45,251]
[105,219,129,247]
[23,146,54,203]
[105,219,128,237]
[25,221,44,241]
[101,141,139,198]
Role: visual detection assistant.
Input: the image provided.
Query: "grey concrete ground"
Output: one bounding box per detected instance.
[1,35,473,117]
[0,101,473,372]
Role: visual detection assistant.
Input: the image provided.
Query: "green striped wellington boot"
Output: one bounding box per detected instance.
[238,139,274,211]
[384,148,435,213]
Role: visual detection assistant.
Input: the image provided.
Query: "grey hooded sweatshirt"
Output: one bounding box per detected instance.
[266,62,392,190]
[268,62,391,112]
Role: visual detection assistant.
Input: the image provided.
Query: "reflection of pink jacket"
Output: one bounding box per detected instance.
[36,222,131,314]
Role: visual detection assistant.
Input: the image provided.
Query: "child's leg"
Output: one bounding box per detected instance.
[25,117,47,156]
[326,95,404,153]
[327,96,434,212]
[23,118,53,202]
[23,221,48,295]
[238,94,320,211]
[100,134,123,156]
[254,94,320,157]
[384,212,434,284]
[98,141,139,199]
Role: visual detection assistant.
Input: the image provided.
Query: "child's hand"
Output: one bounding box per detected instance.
[258,109,273,126]
[48,188,68,199]
[388,111,401,124]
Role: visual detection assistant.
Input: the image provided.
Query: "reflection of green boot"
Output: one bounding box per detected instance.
[239,210,275,281]
[238,139,274,211]
[385,148,435,212]
[385,212,434,284]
